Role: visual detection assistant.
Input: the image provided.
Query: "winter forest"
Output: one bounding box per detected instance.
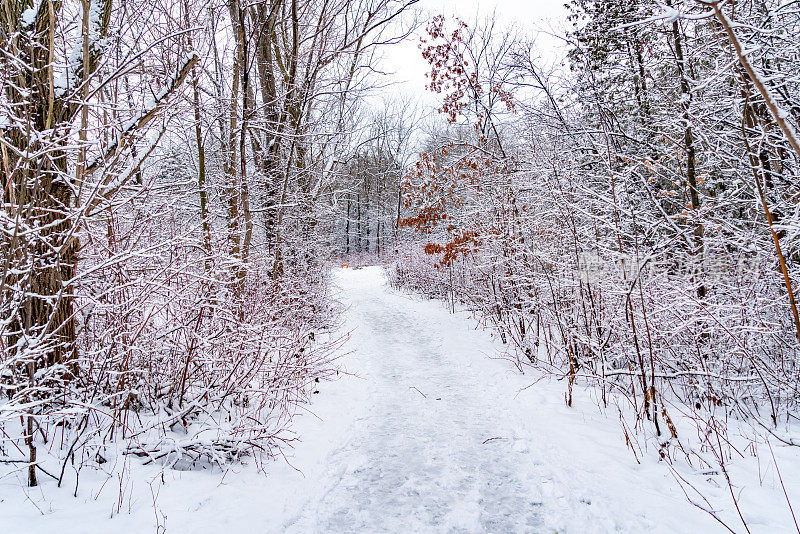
[2,0,800,531]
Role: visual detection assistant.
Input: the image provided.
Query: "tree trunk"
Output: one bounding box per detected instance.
[670,9,706,299]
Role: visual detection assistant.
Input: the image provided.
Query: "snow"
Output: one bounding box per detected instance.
[3,266,799,532]
[21,7,37,27]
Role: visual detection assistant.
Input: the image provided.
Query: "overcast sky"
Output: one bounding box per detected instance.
[374,0,569,107]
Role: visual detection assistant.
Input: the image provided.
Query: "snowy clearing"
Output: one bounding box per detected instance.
[3,266,799,532]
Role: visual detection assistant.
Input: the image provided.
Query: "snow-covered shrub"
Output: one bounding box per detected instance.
[387,242,452,300]
[1,174,337,488]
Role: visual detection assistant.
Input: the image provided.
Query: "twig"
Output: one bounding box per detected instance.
[409,386,427,398]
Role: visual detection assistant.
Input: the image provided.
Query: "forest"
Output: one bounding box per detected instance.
[2,0,800,532]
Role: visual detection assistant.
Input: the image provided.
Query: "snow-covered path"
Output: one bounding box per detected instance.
[277,267,720,533]
[285,268,544,532]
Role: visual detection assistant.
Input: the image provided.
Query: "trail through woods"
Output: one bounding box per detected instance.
[279,267,721,533]
[6,266,795,533]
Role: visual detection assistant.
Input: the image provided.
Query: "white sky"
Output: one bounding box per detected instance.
[375,0,569,107]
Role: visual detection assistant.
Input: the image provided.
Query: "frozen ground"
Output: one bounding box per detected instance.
[3,266,799,532]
